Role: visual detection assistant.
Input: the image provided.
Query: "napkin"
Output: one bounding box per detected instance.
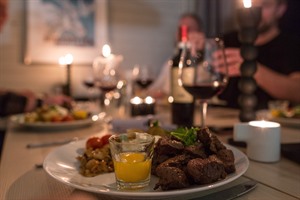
[111,116,177,133]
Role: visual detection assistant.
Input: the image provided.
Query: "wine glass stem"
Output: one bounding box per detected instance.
[200,100,208,128]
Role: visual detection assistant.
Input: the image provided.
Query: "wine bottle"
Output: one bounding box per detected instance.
[170,25,195,127]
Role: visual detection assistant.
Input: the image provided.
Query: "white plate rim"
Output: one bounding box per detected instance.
[10,113,98,130]
[43,139,249,199]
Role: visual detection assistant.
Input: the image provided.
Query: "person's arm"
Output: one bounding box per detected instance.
[0,90,28,117]
[215,48,300,104]
[0,89,73,117]
[255,65,300,103]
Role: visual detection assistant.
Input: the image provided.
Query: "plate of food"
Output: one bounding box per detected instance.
[10,105,100,130]
[43,128,249,199]
[257,105,300,127]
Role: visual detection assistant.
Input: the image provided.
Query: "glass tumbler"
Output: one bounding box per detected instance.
[109,132,155,189]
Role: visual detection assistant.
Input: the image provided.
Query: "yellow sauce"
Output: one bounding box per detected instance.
[113,152,151,182]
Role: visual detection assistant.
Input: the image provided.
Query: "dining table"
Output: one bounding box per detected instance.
[0,102,299,200]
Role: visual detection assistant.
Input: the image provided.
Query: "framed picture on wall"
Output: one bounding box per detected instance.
[24,0,108,65]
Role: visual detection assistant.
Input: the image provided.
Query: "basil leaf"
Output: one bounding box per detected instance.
[170,127,199,146]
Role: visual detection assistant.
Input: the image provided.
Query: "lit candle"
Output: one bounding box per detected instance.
[243,0,251,8]
[234,120,281,162]
[93,44,124,76]
[101,44,123,67]
[130,96,143,116]
[144,96,156,115]
[130,96,156,116]
[59,53,73,96]
[237,0,261,122]
[237,0,261,28]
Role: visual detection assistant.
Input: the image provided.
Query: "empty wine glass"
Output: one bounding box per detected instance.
[93,61,119,116]
[82,75,96,103]
[132,65,154,98]
[178,38,228,127]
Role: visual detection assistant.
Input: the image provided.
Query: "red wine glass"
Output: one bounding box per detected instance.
[178,38,228,127]
[93,62,119,115]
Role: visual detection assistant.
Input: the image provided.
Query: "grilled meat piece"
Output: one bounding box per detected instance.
[152,127,236,191]
[156,137,185,155]
[154,167,190,190]
[197,127,226,154]
[184,142,207,159]
[156,154,190,172]
[151,137,185,175]
[154,154,191,190]
[187,155,227,184]
[217,149,236,173]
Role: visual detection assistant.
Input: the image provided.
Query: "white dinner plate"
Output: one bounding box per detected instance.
[257,110,300,128]
[43,140,249,199]
[10,113,100,131]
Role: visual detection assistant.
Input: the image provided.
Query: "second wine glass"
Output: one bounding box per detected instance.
[178,37,228,127]
[93,62,119,116]
[133,65,154,98]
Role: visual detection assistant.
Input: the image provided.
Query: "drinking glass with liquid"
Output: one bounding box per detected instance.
[109,132,155,189]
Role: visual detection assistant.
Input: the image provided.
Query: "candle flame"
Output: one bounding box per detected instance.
[130,96,143,104]
[65,53,73,64]
[145,96,155,104]
[102,44,111,58]
[243,0,252,8]
[59,56,66,66]
[58,54,73,65]
[249,120,280,128]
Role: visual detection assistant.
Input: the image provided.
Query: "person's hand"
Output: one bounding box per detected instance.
[43,94,73,108]
[17,90,36,112]
[213,47,243,77]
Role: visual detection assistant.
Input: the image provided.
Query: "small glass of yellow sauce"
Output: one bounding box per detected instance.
[109,132,155,189]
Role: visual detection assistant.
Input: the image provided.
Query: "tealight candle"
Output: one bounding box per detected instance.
[130,96,156,116]
[130,96,144,116]
[144,96,155,115]
[234,120,281,162]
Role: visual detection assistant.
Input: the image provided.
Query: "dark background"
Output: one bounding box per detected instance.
[280,0,300,39]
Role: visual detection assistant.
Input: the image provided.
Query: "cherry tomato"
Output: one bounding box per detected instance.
[62,115,74,122]
[101,134,112,146]
[51,116,63,122]
[86,137,103,149]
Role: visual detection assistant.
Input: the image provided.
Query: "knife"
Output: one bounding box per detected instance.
[26,137,79,148]
[189,180,257,200]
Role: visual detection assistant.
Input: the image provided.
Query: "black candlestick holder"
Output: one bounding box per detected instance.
[63,64,72,97]
[237,7,261,122]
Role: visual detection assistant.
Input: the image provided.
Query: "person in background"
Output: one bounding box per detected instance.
[0,0,7,32]
[0,0,72,159]
[0,88,73,117]
[148,13,205,100]
[215,0,300,109]
[0,0,73,117]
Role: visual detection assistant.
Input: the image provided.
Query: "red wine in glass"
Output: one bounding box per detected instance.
[98,84,117,93]
[83,80,95,88]
[183,82,226,100]
[135,79,153,89]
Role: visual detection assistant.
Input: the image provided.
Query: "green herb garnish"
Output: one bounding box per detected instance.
[170,127,199,146]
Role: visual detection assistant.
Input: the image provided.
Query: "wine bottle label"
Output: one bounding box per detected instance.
[171,67,194,103]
